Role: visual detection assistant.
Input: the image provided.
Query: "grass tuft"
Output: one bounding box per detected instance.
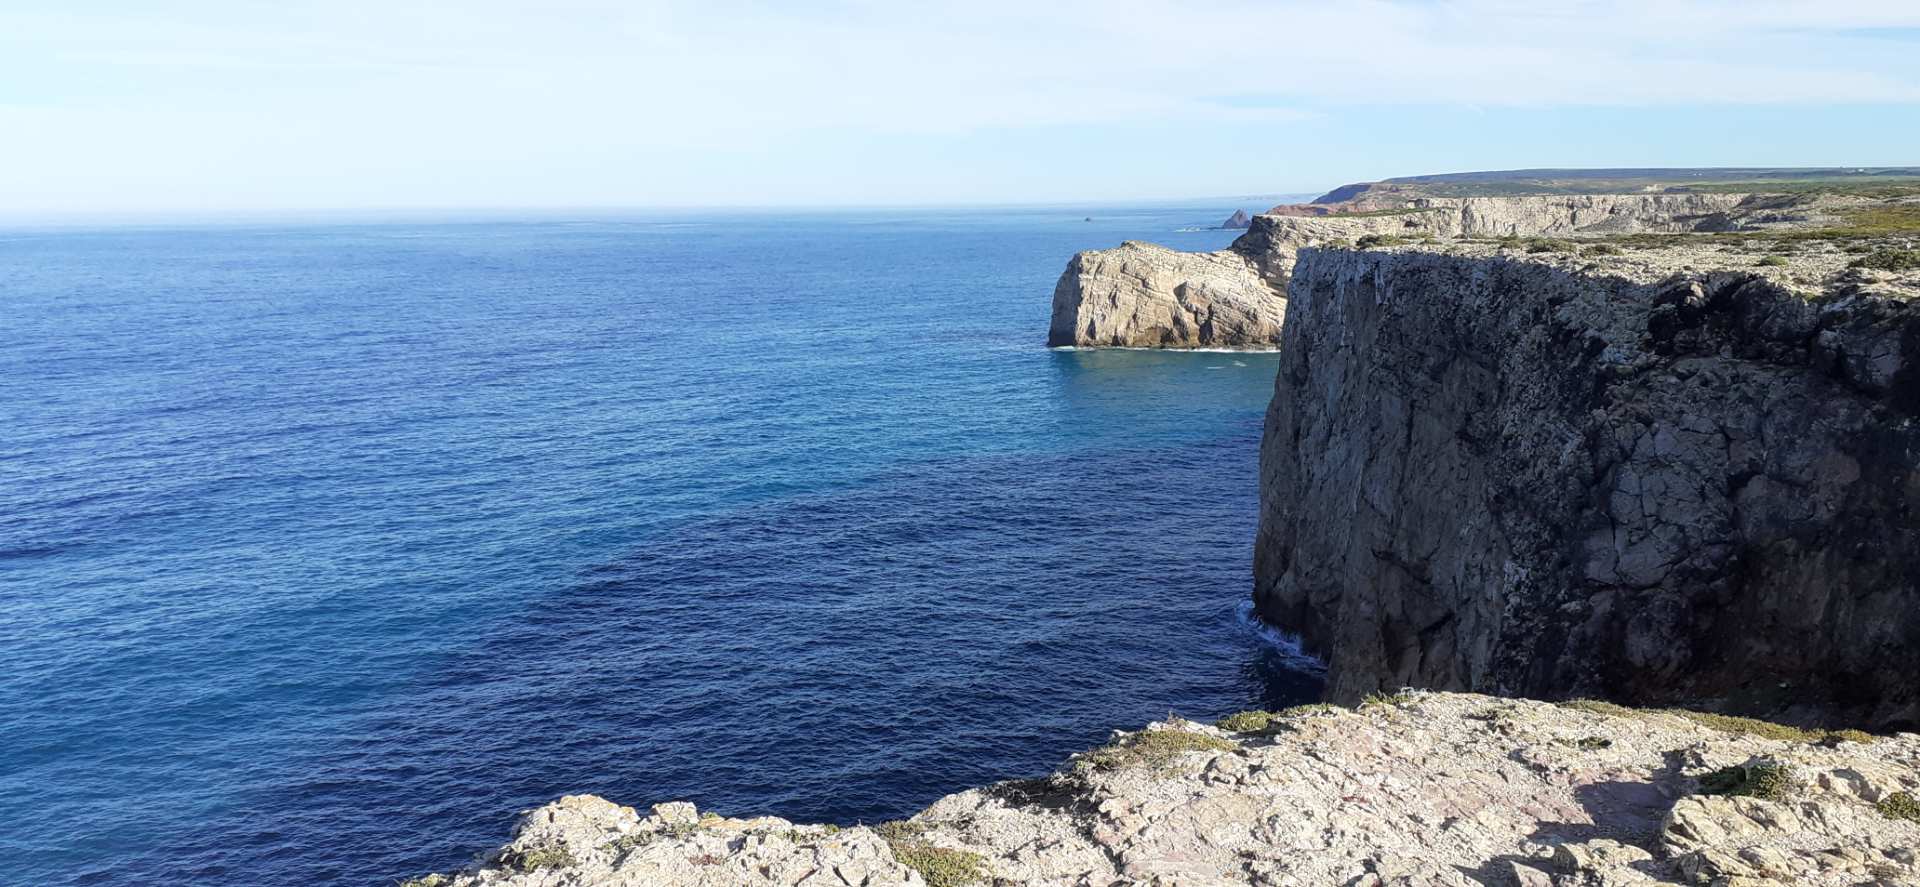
[877,822,987,887]
[1215,710,1276,733]
[1360,691,1414,709]
[1876,791,1920,824]
[1849,248,1920,272]
[500,846,575,872]
[1757,255,1790,267]
[1558,700,1874,745]
[1697,761,1796,802]
[1078,728,1234,772]
[1281,702,1344,717]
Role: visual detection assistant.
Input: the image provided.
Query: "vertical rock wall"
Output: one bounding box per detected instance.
[1254,248,1920,729]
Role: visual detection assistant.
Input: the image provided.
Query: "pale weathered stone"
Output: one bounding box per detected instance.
[404,693,1920,887]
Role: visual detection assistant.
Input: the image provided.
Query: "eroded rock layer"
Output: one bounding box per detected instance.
[407,692,1920,886]
[1050,193,1760,349]
[1046,240,1281,348]
[1254,244,1920,729]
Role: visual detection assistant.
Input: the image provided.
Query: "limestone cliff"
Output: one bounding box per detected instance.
[404,692,1920,886]
[1045,240,1281,348]
[1254,240,1920,730]
[1049,193,1760,349]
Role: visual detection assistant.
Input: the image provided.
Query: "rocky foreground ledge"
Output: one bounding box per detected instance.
[405,692,1920,886]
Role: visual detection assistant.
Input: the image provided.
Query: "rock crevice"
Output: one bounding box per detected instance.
[1254,246,1920,729]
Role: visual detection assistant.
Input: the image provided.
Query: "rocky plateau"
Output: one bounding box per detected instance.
[407,692,1920,886]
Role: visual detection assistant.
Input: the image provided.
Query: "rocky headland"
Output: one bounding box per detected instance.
[409,172,1920,886]
[1049,187,1801,349]
[407,692,1920,886]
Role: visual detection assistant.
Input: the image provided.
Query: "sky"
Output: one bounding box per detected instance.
[4,1,1920,216]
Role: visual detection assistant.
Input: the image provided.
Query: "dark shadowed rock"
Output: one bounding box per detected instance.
[1254,243,1920,730]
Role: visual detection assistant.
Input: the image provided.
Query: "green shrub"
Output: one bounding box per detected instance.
[1583,243,1624,256]
[1215,710,1275,733]
[878,822,987,887]
[500,845,575,871]
[1360,691,1414,708]
[1697,762,1795,801]
[1078,728,1234,772]
[1667,710,1825,743]
[1576,736,1614,750]
[1525,238,1575,254]
[1280,703,1343,717]
[1849,248,1920,272]
[890,844,986,887]
[398,875,448,887]
[1355,234,1408,249]
[1757,255,1790,267]
[1876,791,1920,824]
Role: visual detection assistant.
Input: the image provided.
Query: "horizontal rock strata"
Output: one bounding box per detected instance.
[1254,241,1920,729]
[1046,240,1281,348]
[406,692,1920,886]
[1050,194,1760,349]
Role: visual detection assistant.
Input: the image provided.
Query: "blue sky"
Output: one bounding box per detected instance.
[4,1,1920,216]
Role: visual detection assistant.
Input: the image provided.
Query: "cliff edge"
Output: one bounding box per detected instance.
[1255,233,1920,729]
[404,692,1920,886]
[1048,192,1760,349]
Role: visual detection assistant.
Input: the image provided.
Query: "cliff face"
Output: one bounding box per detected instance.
[1254,245,1920,729]
[1049,194,1755,349]
[1046,240,1281,348]
[407,692,1920,887]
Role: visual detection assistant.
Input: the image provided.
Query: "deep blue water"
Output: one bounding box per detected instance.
[0,205,1322,886]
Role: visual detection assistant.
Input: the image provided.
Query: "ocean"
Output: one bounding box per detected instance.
[0,205,1323,885]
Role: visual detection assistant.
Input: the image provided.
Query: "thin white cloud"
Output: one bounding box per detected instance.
[1,0,1917,211]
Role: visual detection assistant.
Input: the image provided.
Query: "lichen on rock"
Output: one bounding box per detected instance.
[407,693,1920,886]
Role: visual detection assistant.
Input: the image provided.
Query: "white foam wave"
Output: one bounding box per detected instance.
[1233,599,1326,673]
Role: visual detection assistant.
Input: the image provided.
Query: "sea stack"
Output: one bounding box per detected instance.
[1219,209,1251,229]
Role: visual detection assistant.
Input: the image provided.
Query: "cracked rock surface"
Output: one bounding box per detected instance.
[409,693,1920,886]
[1254,240,1920,729]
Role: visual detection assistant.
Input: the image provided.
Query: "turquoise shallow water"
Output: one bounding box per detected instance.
[0,205,1322,885]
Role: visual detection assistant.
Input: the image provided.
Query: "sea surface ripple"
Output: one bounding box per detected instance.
[0,205,1322,885]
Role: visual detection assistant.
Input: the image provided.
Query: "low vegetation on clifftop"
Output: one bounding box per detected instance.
[407,691,1920,886]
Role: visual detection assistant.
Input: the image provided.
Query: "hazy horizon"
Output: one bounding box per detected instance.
[5,2,1920,218]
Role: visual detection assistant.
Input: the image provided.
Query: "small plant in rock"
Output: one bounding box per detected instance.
[1697,761,1796,802]
[603,832,655,855]
[1876,791,1920,824]
[1524,238,1575,254]
[499,845,576,871]
[1823,729,1876,745]
[1849,248,1920,272]
[398,875,448,887]
[877,821,988,887]
[1215,710,1276,733]
[1757,255,1790,267]
[1576,736,1614,750]
[1356,234,1408,249]
[1360,690,1414,709]
[1077,728,1235,772]
[1583,243,1624,256]
[1280,703,1343,718]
